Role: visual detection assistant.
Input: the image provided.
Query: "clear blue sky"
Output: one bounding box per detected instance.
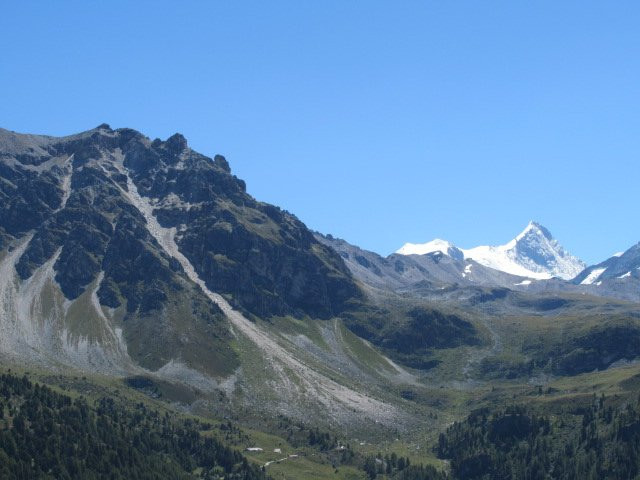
[2,2,639,264]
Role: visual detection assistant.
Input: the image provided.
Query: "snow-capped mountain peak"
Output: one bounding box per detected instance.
[396,221,585,280]
[508,221,552,246]
[466,221,585,280]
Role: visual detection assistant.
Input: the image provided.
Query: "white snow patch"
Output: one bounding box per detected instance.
[618,271,631,279]
[514,279,532,286]
[397,239,457,256]
[580,267,607,285]
[462,264,472,278]
[463,244,550,279]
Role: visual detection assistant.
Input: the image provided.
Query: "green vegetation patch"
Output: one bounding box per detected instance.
[343,303,482,370]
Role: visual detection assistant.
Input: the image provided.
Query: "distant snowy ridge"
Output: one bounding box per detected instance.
[396,221,585,280]
[572,241,640,286]
[396,239,464,261]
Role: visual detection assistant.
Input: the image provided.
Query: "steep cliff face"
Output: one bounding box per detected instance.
[0,125,362,379]
[121,130,361,320]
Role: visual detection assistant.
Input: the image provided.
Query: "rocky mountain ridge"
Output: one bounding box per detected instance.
[0,125,410,427]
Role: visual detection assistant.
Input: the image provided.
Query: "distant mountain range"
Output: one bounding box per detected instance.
[316,232,528,292]
[318,222,640,302]
[396,221,585,280]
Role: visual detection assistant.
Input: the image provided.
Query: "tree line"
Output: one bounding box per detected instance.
[0,373,266,479]
[437,395,640,479]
